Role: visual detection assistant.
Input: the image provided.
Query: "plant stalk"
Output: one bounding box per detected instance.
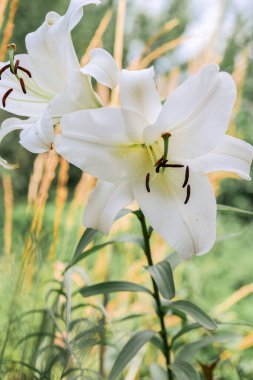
[138,211,173,380]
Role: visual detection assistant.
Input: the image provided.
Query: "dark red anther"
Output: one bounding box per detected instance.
[14,59,20,74]
[50,143,54,150]
[154,157,164,167]
[0,64,11,79]
[19,77,27,94]
[145,173,151,193]
[17,66,32,78]
[182,166,189,188]
[164,164,184,168]
[2,88,13,108]
[184,184,191,205]
[155,159,168,173]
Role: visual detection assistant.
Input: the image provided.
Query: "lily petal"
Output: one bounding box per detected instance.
[25,0,100,76]
[119,67,162,123]
[133,168,216,259]
[50,70,101,117]
[81,48,119,89]
[84,180,134,234]
[20,113,54,153]
[190,135,253,180]
[55,107,147,182]
[0,117,36,168]
[145,64,236,158]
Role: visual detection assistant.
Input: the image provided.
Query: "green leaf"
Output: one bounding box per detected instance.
[150,364,168,380]
[166,252,182,270]
[147,260,175,300]
[165,300,217,330]
[176,334,235,362]
[170,361,200,380]
[80,281,152,297]
[73,228,100,260]
[109,330,155,380]
[67,235,143,270]
[172,323,202,346]
[217,204,253,216]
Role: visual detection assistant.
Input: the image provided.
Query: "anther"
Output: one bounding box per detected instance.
[184,184,191,205]
[154,157,164,167]
[14,59,20,74]
[182,166,189,188]
[0,64,11,79]
[19,78,27,94]
[164,164,184,168]
[155,159,168,173]
[2,88,13,108]
[145,173,151,193]
[17,66,32,78]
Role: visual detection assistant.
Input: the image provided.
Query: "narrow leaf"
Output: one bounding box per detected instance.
[165,300,217,330]
[150,364,168,380]
[73,228,100,260]
[217,204,253,216]
[109,330,155,380]
[147,260,175,299]
[170,361,200,380]
[176,334,235,362]
[80,281,152,297]
[172,323,202,346]
[67,235,143,270]
[166,252,182,270]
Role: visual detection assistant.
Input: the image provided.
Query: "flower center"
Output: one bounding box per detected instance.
[145,133,191,205]
[0,43,33,108]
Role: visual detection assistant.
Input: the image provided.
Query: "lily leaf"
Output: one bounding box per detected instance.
[147,260,175,300]
[150,364,168,380]
[170,361,201,380]
[80,281,152,297]
[164,300,217,330]
[176,334,235,362]
[109,330,155,380]
[217,204,253,216]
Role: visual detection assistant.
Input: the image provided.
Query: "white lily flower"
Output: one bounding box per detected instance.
[0,0,118,169]
[55,64,253,259]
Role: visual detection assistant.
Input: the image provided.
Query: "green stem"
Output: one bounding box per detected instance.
[137,211,173,380]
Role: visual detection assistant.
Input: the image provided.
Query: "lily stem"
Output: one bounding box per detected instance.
[137,210,173,380]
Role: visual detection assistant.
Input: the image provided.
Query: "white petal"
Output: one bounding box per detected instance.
[81,48,119,89]
[20,113,54,153]
[0,57,51,117]
[84,180,134,233]
[25,1,100,78]
[50,70,101,117]
[190,135,253,180]
[0,117,29,169]
[119,67,162,123]
[145,64,236,158]
[55,107,147,182]
[133,168,217,259]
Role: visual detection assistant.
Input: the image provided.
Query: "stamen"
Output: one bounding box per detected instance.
[19,78,27,94]
[2,88,13,108]
[145,173,151,193]
[184,184,191,204]
[17,66,32,78]
[155,159,168,173]
[14,59,20,74]
[164,164,184,168]
[0,64,11,79]
[154,157,164,167]
[182,166,189,188]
